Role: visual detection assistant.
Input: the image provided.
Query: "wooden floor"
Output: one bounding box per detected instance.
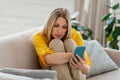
[0,0,74,37]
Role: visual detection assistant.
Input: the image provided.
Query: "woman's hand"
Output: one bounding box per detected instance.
[69,54,90,74]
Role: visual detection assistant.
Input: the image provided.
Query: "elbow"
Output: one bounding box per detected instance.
[44,55,51,65]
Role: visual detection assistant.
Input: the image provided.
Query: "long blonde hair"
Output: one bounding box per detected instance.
[42,7,72,41]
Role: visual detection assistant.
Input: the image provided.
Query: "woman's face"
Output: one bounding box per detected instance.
[51,17,68,40]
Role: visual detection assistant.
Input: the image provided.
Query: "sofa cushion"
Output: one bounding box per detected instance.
[104,48,120,67]
[0,68,57,80]
[87,69,120,80]
[84,40,118,77]
[0,72,55,80]
[0,72,37,80]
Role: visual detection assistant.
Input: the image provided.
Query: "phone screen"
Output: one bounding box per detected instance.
[74,46,86,58]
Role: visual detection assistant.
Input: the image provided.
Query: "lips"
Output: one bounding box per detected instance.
[55,34,63,38]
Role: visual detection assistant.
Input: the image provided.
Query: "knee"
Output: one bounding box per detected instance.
[50,39,63,45]
[64,39,76,46]
[64,39,74,44]
[50,39,63,43]
[49,39,64,48]
[64,39,77,52]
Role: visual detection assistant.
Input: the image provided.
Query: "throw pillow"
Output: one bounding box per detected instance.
[0,72,35,80]
[84,40,118,77]
[0,68,57,80]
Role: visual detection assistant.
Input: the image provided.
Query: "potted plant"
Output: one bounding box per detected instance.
[102,3,120,50]
[71,12,93,40]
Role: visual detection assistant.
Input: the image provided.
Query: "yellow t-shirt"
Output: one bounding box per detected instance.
[32,28,92,68]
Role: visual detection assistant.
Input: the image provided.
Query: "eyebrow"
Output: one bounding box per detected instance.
[63,24,68,27]
[54,22,68,27]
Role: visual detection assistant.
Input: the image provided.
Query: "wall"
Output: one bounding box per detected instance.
[0,0,74,37]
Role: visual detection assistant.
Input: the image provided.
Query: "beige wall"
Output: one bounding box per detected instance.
[0,0,74,37]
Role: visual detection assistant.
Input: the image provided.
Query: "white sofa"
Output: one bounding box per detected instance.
[0,27,120,80]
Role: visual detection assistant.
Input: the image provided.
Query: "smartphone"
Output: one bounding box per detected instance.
[74,46,86,58]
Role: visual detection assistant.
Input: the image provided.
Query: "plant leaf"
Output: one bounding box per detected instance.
[112,45,119,50]
[101,13,111,22]
[72,25,78,30]
[105,31,111,38]
[104,26,113,38]
[107,34,112,41]
[104,17,116,31]
[112,26,120,39]
[103,24,113,31]
[106,17,116,25]
[109,39,119,49]
[117,19,120,23]
[86,28,93,36]
[112,3,119,9]
[81,34,88,40]
[78,26,86,31]
[109,39,119,50]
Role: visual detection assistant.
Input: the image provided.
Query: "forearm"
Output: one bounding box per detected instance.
[45,52,73,65]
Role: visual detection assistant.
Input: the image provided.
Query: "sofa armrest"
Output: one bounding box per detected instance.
[104,48,120,67]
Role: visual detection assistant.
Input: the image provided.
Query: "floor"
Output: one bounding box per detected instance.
[0,0,74,37]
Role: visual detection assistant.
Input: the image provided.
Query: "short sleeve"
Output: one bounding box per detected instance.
[32,32,54,68]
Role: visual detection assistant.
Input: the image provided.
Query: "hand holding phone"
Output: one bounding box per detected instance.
[74,46,86,58]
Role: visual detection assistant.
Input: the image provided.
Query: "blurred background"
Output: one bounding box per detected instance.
[0,0,120,49]
[0,0,74,37]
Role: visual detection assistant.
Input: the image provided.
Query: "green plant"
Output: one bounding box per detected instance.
[71,12,93,40]
[102,3,120,50]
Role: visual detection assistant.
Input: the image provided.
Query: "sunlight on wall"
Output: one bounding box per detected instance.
[84,0,89,13]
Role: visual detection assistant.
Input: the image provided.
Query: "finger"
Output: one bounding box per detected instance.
[71,58,77,66]
[70,58,84,69]
[76,54,84,64]
[76,54,82,61]
[82,56,86,61]
[73,55,79,63]
[70,58,76,68]
[71,58,80,68]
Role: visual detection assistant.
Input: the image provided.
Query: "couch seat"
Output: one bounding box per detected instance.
[87,69,120,80]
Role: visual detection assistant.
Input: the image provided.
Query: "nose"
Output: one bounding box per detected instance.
[57,27,62,33]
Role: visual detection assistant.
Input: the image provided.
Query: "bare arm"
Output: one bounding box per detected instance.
[45,52,73,65]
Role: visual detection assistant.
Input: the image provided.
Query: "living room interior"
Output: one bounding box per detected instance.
[0,0,120,80]
[0,0,120,49]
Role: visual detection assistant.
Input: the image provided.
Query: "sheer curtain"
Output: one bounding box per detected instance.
[74,0,110,46]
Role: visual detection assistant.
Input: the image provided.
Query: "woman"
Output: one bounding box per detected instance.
[32,7,91,80]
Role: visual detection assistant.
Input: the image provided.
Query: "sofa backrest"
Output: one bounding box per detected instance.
[0,27,42,69]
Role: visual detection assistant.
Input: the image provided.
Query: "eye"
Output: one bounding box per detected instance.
[63,25,68,29]
[53,24,59,27]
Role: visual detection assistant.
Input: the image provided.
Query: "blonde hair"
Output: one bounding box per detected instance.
[42,7,72,41]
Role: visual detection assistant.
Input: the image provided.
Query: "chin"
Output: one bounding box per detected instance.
[54,37,62,40]
[55,38,61,40]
